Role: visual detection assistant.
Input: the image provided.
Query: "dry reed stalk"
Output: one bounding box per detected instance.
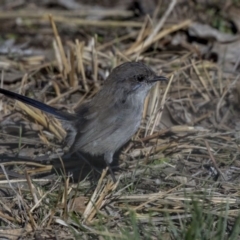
[49,15,70,82]
[150,74,174,135]
[75,40,89,92]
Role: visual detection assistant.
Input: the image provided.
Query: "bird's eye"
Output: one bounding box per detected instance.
[137,75,144,82]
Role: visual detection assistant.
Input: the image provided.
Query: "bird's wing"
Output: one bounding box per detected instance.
[71,103,125,152]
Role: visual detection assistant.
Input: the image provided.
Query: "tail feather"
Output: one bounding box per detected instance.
[0,88,76,120]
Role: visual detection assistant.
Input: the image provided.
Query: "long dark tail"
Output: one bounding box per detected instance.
[0,88,76,120]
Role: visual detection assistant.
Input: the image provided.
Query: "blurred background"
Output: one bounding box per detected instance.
[1,1,240,239]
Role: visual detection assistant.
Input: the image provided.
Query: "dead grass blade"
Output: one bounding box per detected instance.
[16,101,66,141]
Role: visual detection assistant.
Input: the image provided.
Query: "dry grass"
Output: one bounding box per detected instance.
[1,1,240,239]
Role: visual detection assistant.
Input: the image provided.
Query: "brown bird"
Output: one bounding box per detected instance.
[0,62,167,180]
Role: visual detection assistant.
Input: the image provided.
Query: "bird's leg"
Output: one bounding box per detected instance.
[76,152,101,174]
[104,152,117,183]
[76,152,116,182]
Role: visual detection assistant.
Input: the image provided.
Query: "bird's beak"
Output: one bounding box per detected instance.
[149,75,168,83]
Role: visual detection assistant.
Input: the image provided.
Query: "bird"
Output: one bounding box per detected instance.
[0,61,167,181]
